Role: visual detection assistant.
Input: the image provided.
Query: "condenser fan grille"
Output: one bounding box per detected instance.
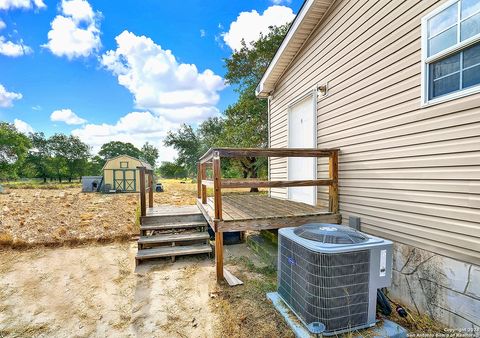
[278,236,370,334]
[293,223,368,244]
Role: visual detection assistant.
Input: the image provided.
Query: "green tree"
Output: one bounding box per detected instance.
[49,134,90,182]
[224,25,289,92]
[162,25,288,184]
[65,136,90,181]
[158,161,187,178]
[164,124,202,177]
[87,155,104,176]
[98,141,141,160]
[24,132,51,182]
[0,122,31,179]
[221,24,289,184]
[140,142,159,168]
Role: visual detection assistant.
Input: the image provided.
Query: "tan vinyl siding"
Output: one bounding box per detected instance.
[268,0,480,265]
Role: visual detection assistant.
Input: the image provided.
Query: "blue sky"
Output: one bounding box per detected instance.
[0,0,302,160]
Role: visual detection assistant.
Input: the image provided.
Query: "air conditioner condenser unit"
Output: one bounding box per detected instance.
[277,223,393,336]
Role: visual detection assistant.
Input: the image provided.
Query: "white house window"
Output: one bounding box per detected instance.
[422,0,480,104]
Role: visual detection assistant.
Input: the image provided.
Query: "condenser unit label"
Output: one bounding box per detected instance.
[380,249,387,277]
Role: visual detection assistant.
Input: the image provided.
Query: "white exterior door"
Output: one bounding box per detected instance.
[287,94,316,205]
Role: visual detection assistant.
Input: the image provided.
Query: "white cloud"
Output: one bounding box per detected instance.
[0,36,32,56]
[61,0,94,22]
[43,0,101,59]
[0,0,46,10]
[0,20,33,57]
[101,30,225,122]
[72,111,178,161]
[50,108,87,125]
[0,84,22,107]
[13,118,34,134]
[271,0,291,4]
[222,5,294,51]
[200,29,206,38]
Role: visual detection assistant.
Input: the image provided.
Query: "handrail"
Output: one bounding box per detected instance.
[204,178,335,188]
[197,147,340,282]
[199,147,339,163]
[138,166,154,217]
[197,147,340,221]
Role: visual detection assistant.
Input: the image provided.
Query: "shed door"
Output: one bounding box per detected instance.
[113,170,136,192]
[287,94,316,205]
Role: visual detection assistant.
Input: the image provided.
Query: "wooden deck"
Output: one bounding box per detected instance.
[146,205,201,216]
[196,194,341,232]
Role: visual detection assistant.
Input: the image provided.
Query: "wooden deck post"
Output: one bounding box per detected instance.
[213,152,224,282]
[148,171,154,208]
[201,163,207,204]
[138,166,146,217]
[329,151,339,213]
[197,163,201,199]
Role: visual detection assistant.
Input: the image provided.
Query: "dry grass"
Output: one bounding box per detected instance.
[0,188,138,248]
[211,256,293,338]
[3,180,81,190]
[153,179,267,206]
[387,302,445,334]
[0,232,13,246]
[0,323,51,337]
[0,179,265,249]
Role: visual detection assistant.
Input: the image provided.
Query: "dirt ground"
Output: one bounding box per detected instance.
[0,181,442,337]
[0,181,292,338]
[0,242,218,337]
[0,242,292,338]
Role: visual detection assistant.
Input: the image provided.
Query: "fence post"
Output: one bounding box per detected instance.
[328,151,339,213]
[138,166,146,217]
[197,162,201,199]
[148,171,154,208]
[213,152,224,282]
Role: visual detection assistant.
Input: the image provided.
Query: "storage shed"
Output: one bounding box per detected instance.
[102,155,152,192]
[81,176,103,192]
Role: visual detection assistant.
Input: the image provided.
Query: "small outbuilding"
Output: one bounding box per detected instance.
[102,155,152,192]
[81,176,103,192]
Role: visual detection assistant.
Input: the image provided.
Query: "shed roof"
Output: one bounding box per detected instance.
[102,154,153,170]
[256,0,334,98]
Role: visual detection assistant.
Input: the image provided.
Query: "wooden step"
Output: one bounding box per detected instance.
[141,213,205,225]
[138,232,209,245]
[140,221,207,232]
[136,244,212,262]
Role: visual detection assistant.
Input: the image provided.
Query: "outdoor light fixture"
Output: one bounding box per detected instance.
[317,82,328,96]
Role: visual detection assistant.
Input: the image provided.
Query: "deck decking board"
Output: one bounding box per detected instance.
[197,194,340,232]
[146,205,201,216]
[231,195,297,218]
[220,198,251,220]
[233,195,300,217]
[224,195,271,219]
[267,196,321,214]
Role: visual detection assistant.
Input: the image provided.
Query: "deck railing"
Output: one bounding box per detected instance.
[197,148,339,222]
[138,166,154,217]
[198,147,339,282]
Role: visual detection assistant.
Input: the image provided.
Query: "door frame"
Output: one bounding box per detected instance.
[113,169,136,192]
[286,89,318,206]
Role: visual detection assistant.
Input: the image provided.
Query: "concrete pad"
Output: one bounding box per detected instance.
[267,292,408,338]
